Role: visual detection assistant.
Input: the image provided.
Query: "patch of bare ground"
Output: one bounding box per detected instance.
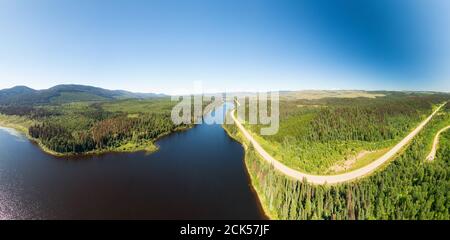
[329,150,374,173]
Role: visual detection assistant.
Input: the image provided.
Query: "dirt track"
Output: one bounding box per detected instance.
[426,125,450,161]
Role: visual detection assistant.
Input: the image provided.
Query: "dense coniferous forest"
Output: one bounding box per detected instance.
[0,88,217,154]
[224,94,449,219]
[0,96,191,154]
[27,112,177,153]
[244,93,449,173]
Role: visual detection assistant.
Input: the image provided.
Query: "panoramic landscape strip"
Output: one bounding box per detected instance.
[0,86,449,220]
[1,0,449,226]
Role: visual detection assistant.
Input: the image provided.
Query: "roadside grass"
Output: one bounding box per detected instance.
[244,124,396,174]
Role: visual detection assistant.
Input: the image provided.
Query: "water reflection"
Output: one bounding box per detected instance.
[0,104,265,219]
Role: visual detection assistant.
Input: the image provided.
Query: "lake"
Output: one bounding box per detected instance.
[0,104,265,219]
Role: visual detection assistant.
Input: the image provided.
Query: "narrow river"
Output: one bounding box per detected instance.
[0,104,265,219]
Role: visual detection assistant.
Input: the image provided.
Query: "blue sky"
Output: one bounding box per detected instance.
[0,0,448,94]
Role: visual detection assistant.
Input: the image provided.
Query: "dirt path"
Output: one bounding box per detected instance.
[426,125,450,161]
[231,103,446,185]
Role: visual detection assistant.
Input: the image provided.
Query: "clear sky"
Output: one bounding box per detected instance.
[0,0,449,94]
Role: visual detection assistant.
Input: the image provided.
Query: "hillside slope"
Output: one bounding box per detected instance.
[0,84,166,105]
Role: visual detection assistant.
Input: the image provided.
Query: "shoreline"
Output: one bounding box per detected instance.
[0,120,193,158]
[222,121,275,220]
[0,100,220,157]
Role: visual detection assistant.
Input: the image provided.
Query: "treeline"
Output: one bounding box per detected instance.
[295,93,448,109]
[30,122,95,153]
[237,116,449,220]
[0,105,55,119]
[29,113,180,153]
[304,96,445,142]
[91,113,176,149]
[306,104,418,142]
[256,94,447,145]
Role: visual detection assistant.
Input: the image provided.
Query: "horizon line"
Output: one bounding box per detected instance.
[0,83,449,96]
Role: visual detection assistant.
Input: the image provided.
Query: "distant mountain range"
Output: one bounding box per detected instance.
[0,84,167,105]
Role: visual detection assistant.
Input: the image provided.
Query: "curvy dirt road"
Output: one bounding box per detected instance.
[231,103,446,184]
[426,125,450,161]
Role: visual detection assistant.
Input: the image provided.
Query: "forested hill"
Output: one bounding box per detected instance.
[0,84,167,105]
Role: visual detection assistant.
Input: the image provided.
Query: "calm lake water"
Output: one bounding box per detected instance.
[0,104,265,219]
